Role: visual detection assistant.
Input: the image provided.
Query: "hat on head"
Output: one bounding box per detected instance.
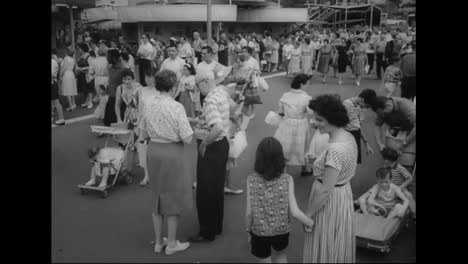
[215,64,233,85]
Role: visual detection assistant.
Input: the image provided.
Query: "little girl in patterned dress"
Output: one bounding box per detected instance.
[381,55,402,97]
[246,137,314,263]
[92,84,109,120]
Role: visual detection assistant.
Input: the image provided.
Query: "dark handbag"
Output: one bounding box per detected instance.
[243,82,262,105]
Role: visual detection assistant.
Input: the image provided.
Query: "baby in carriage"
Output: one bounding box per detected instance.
[85,146,125,189]
[359,167,409,219]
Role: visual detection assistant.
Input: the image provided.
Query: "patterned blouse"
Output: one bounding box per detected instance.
[313,141,358,186]
[140,94,193,143]
[248,173,291,236]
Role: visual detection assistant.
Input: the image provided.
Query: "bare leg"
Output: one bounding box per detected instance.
[52,99,65,122]
[225,169,232,189]
[356,75,361,86]
[271,249,288,263]
[85,167,97,186]
[403,189,416,217]
[167,215,178,248]
[387,204,404,219]
[67,96,73,109]
[152,213,164,249]
[338,73,343,84]
[98,166,109,188]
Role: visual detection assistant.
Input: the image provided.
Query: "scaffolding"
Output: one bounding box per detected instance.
[305,0,382,30]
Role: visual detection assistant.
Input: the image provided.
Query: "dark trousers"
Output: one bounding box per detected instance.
[367,53,374,72]
[104,96,117,126]
[139,59,152,86]
[196,137,229,239]
[218,51,228,66]
[376,53,386,79]
[349,129,362,164]
[401,76,416,101]
[195,52,202,65]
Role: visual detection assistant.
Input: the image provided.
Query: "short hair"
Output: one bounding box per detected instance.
[242,46,253,55]
[291,74,310,89]
[184,63,196,75]
[52,48,58,55]
[370,96,389,112]
[308,94,350,128]
[97,46,107,56]
[120,52,129,62]
[202,46,213,54]
[143,33,151,39]
[88,146,101,160]
[155,69,177,92]
[358,89,377,105]
[167,44,177,50]
[254,137,286,181]
[107,49,120,62]
[121,69,134,80]
[323,39,329,44]
[144,67,157,77]
[381,147,399,162]
[376,167,392,180]
[77,43,89,52]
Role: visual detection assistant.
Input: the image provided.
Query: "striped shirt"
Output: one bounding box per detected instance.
[389,163,412,186]
[195,86,230,141]
[343,97,365,131]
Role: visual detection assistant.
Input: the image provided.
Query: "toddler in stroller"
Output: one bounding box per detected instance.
[85,146,132,189]
[359,167,409,219]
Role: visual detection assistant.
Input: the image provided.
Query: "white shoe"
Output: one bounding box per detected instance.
[81,102,89,107]
[224,187,244,195]
[87,103,93,109]
[249,114,255,119]
[165,241,190,255]
[153,237,168,253]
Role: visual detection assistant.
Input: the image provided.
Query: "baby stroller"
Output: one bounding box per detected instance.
[77,125,135,198]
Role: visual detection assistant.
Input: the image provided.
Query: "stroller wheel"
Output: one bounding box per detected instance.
[125,175,133,185]
[101,190,108,198]
[80,188,88,195]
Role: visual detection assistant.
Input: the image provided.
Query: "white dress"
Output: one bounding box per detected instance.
[274,89,312,166]
[60,56,77,96]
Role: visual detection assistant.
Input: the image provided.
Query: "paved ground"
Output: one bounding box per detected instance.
[51,69,415,263]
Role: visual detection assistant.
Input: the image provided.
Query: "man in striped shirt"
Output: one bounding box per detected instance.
[343,89,376,164]
[190,71,231,243]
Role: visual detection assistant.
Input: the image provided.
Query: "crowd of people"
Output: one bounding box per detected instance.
[52,26,416,262]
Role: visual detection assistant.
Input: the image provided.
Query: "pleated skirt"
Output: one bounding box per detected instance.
[303,180,355,263]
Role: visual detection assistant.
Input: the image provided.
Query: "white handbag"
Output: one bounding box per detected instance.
[257,76,269,91]
[229,131,248,159]
[264,111,282,127]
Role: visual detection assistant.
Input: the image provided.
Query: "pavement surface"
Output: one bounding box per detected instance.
[51,68,415,263]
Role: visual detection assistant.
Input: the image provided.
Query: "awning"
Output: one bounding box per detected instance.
[52,0,95,9]
[82,7,118,23]
[237,7,308,23]
[117,4,237,22]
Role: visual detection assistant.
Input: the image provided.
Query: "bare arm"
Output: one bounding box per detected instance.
[394,185,409,209]
[367,185,379,206]
[374,125,385,151]
[306,166,340,218]
[289,177,314,227]
[397,165,414,190]
[115,86,123,123]
[245,181,252,231]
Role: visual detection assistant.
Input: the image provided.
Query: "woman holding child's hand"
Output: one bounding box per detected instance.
[303,95,358,263]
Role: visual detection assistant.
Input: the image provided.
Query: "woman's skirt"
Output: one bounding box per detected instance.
[338,56,348,73]
[301,55,313,75]
[60,70,77,96]
[147,141,193,215]
[274,117,311,166]
[288,56,301,75]
[317,54,332,74]
[353,54,366,76]
[77,73,87,94]
[303,181,355,263]
[179,91,194,118]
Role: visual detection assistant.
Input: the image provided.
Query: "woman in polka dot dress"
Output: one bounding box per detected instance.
[245,137,314,263]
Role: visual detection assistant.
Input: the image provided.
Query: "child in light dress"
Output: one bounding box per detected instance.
[85,146,125,189]
[93,84,109,120]
[359,167,409,219]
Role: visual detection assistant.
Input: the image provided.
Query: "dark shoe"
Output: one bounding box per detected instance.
[301,170,313,176]
[188,234,215,243]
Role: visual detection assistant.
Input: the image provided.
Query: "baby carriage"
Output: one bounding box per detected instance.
[77,125,135,198]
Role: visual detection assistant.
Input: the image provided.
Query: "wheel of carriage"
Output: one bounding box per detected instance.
[80,188,87,195]
[101,190,108,198]
[125,175,133,185]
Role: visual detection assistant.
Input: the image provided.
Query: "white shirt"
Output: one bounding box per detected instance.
[243,57,260,72]
[282,44,294,58]
[160,57,186,80]
[137,42,154,60]
[196,60,218,77]
[311,40,321,51]
[178,42,193,58]
[239,38,248,48]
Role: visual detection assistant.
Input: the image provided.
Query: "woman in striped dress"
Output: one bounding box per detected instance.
[303,94,358,263]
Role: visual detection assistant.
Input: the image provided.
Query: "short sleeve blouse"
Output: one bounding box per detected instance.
[313,140,358,185]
